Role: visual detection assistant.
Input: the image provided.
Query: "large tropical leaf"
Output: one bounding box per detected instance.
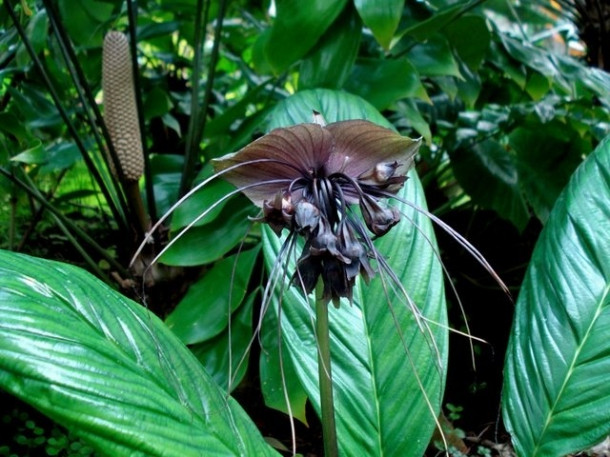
[0,250,278,457]
[255,0,348,74]
[353,0,403,49]
[261,89,448,456]
[503,135,610,456]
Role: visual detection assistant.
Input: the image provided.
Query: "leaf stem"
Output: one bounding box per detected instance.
[315,281,339,457]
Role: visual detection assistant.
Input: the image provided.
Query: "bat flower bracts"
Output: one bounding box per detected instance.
[213,114,421,305]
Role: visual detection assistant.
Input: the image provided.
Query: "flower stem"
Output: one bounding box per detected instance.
[315,281,339,457]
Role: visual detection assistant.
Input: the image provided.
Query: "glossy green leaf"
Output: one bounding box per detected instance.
[344,58,430,110]
[143,86,173,121]
[149,153,183,217]
[407,34,462,78]
[260,310,309,425]
[41,141,82,172]
[396,99,432,145]
[451,139,530,231]
[190,291,257,391]
[57,0,116,46]
[0,250,278,457]
[258,0,348,73]
[166,247,260,345]
[263,90,448,456]
[353,0,402,49]
[499,35,571,94]
[455,61,482,108]
[10,139,45,164]
[510,122,587,223]
[299,4,362,90]
[503,135,610,457]
[394,1,472,44]
[269,88,390,126]
[161,197,258,266]
[171,164,236,230]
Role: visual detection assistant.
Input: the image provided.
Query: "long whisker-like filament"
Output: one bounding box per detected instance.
[363,232,449,454]
[384,191,511,297]
[397,207,480,369]
[226,223,257,393]
[231,231,296,384]
[276,268,297,456]
[129,158,299,266]
[138,179,292,282]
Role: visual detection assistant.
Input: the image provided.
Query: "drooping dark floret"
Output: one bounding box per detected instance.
[214,114,421,305]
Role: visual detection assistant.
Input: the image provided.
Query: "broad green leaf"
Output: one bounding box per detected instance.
[190,291,257,391]
[456,61,482,107]
[8,85,61,128]
[263,90,448,456]
[344,58,430,110]
[406,34,462,78]
[137,20,180,41]
[394,1,473,44]
[41,141,81,172]
[143,86,173,121]
[0,250,278,457]
[451,139,530,231]
[269,88,389,126]
[353,0,402,49]
[503,135,610,456]
[57,0,116,46]
[498,35,571,95]
[166,247,260,345]
[10,139,44,164]
[260,309,309,425]
[299,4,362,90]
[442,14,490,71]
[171,164,236,230]
[510,122,587,223]
[396,99,432,145]
[525,72,551,101]
[257,0,348,73]
[149,153,183,217]
[161,197,257,267]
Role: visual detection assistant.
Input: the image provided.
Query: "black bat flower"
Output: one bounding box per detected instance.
[213,113,421,305]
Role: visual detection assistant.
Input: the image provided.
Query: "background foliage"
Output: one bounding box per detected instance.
[1,0,610,455]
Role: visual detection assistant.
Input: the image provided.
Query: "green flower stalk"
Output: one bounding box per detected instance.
[213,113,420,456]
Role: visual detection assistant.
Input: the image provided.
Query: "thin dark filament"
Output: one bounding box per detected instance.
[311,179,329,221]
[335,205,448,450]
[231,228,300,452]
[382,192,510,296]
[130,157,295,265]
[347,212,431,345]
[226,220,257,393]
[343,210,448,450]
[398,208,485,369]
[275,252,297,456]
[140,178,293,273]
[254,232,298,347]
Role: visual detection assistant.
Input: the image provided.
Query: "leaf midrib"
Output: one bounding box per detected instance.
[532,282,610,456]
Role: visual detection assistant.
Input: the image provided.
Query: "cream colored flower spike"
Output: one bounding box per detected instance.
[102,31,144,182]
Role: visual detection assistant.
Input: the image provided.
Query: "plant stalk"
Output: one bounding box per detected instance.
[315,281,339,457]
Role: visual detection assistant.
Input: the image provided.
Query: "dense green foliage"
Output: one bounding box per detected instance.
[1,0,610,456]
